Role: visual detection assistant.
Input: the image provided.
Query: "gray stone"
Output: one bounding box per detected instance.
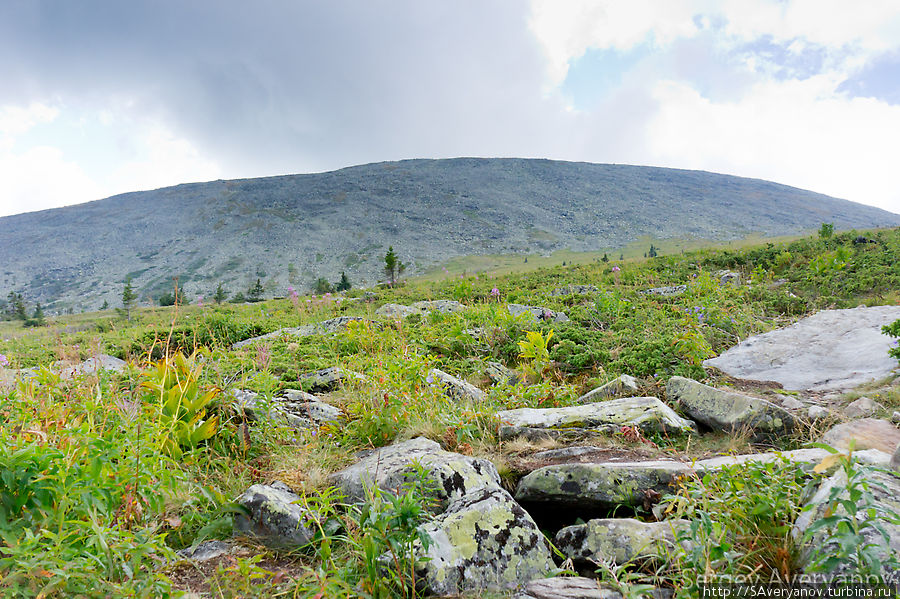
[641,285,687,297]
[820,418,900,454]
[280,390,343,424]
[485,361,521,385]
[893,411,900,425]
[577,375,640,402]
[793,462,900,580]
[298,366,365,393]
[531,446,608,461]
[428,368,485,402]
[779,396,805,410]
[412,299,466,313]
[232,317,375,349]
[515,460,693,509]
[507,303,569,323]
[715,270,741,286]
[892,444,900,472]
[551,285,599,297]
[497,397,697,441]
[555,518,690,566]
[514,577,624,599]
[415,487,555,596]
[667,376,796,440]
[807,405,832,421]
[232,390,314,429]
[703,305,900,392]
[374,303,426,319]
[233,482,316,549]
[328,437,501,508]
[176,540,234,562]
[844,396,885,419]
[54,354,127,379]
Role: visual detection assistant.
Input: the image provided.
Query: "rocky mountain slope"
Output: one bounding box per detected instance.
[2,158,898,310]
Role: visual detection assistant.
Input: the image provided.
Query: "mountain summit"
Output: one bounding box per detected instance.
[2,158,898,310]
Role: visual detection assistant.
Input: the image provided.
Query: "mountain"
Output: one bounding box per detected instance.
[2,158,898,311]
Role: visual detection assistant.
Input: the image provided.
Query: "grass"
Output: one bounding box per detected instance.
[1,226,899,596]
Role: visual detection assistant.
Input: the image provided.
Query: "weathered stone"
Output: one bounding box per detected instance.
[551,285,599,297]
[412,299,466,313]
[485,361,521,385]
[667,376,795,440]
[793,462,900,580]
[641,285,687,297]
[844,396,885,419]
[514,577,624,599]
[232,317,375,349]
[892,444,900,472]
[428,368,485,402]
[298,366,365,393]
[703,305,900,392]
[515,460,692,509]
[415,487,555,596]
[54,354,127,379]
[779,396,805,410]
[232,390,314,429]
[820,418,900,454]
[329,437,501,508]
[715,270,741,286]
[555,518,690,566]
[893,411,900,425]
[507,303,569,323]
[280,390,343,424]
[233,482,316,549]
[531,446,608,461]
[497,397,696,441]
[176,540,234,562]
[807,405,832,421]
[577,375,640,402]
[693,448,832,471]
[374,303,426,319]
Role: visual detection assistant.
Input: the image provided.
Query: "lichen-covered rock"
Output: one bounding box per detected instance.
[555,518,690,566]
[298,316,373,336]
[233,482,316,549]
[497,397,696,441]
[329,437,501,508]
[375,303,428,319]
[641,285,686,297]
[515,460,693,509]
[486,361,521,385]
[280,390,343,424]
[715,270,741,286]
[807,405,832,421]
[298,366,365,393]
[667,376,795,440]
[412,299,466,313]
[415,487,555,596]
[550,285,599,297]
[176,540,235,562]
[514,576,624,599]
[54,354,127,379]
[844,396,885,419]
[793,462,900,580]
[232,389,314,429]
[577,375,640,402]
[820,418,900,454]
[507,303,569,323]
[428,368,485,403]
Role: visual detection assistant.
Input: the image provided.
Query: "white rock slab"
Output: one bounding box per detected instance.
[704,305,900,391]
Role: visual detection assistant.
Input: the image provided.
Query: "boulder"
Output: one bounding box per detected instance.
[280,390,343,424]
[807,405,832,421]
[232,389,314,429]
[515,460,693,509]
[715,270,741,286]
[329,437,501,508]
[779,396,805,410]
[703,305,900,392]
[298,366,365,393]
[232,317,375,349]
[415,487,555,596]
[551,285,599,297]
[497,397,697,441]
[507,303,569,323]
[176,540,235,562]
[485,361,521,385]
[514,577,624,599]
[641,285,687,297]
[412,299,466,313]
[555,518,690,566]
[428,368,485,402]
[844,396,885,419]
[233,482,316,549]
[667,376,795,440]
[820,418,900,454]
[577,375,640,402]
[375,303,426,319]
[54,354,127,379]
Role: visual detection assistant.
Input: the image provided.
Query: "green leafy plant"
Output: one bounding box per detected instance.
[883,318,900,364]
[518,329,553,379]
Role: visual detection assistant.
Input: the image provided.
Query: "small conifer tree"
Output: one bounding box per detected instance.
[213,283,228,304]
[383,246,406,285]
[247,278,264,302]
[335,271,352,292]
[122,278,137,320]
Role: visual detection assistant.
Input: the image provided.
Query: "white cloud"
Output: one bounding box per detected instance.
[0,145,103,216]
[645,76,900,212]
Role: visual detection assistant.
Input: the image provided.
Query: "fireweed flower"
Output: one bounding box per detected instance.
[612,266,621,272]
[490,287,500,297]
[0,354,8,367]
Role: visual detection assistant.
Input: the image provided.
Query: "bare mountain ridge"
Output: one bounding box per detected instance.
[2,158,898,311]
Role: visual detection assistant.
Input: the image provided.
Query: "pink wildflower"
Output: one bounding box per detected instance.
[612,266,621,272]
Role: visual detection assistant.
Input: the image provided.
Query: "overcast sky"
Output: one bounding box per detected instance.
[1,0,899,218]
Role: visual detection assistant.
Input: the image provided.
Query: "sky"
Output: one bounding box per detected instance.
[1,0,899,218]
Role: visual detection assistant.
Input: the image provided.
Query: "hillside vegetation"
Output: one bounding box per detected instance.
[1,227,899,597]
[1,158,898,314]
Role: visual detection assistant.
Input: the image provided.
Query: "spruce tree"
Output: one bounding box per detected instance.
[383,247,406,285]
[214,283,228,304]
[122,279,137,320]
[336,271,352,292]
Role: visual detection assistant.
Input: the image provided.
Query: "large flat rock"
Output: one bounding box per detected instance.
[704,305,900,392]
